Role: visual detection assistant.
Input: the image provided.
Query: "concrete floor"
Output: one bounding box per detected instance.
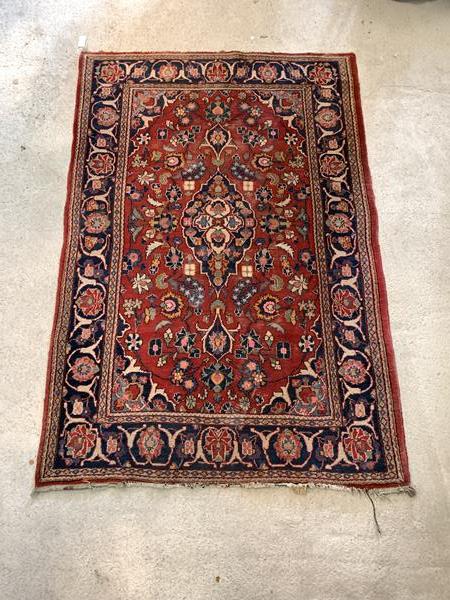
[1,0,450,598]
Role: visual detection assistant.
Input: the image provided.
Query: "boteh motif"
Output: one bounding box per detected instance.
[36,53,410,491]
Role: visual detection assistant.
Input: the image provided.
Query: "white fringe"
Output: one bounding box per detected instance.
[32,480,416,497]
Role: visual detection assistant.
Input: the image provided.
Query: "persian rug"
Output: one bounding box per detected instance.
[36,52,410,490]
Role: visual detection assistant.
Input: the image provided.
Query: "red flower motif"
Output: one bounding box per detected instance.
[66,424,96,458]
[344,427,373,462]
[274,429,302,462]
[158,62,179,82]
[326,213,352,233]
[205,61,230,82]
[76,287,104,317]
[339,358,367,385]
[332,287,360,318]
[320,155,346,177]
[71,356,99,382]
[138,426,164,462]
[257,63,278,83]
[89,153,114,175]
[85,211,110,234]
[315,107,339,129]
[204,427,233,462]
[99,62,124,84]
[308,64,333,85]
[95,106,119,127]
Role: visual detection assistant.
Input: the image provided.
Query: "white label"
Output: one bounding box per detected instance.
[77,35,87,50]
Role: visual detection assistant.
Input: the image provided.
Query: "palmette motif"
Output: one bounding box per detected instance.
[36,53,409,489]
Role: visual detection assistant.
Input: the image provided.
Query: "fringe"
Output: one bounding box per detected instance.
[31,480,416,497]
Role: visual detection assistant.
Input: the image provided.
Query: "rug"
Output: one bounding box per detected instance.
[35,52,410,490]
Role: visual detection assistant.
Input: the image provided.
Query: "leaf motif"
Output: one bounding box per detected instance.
[275,197,292,207]
[147,197,164,207]
[156,273,168,289]
[285,308,297,326]
[146,241,164,257]
[144,307,156,323]
[269,322,285,333]
[275,242,294,258]
[155,320,171,331]
[269,274,284,292]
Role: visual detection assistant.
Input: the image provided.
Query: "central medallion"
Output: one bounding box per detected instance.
[181,172,256,290]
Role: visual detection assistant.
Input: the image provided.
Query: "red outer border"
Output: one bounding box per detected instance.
[347,53,410,486]
[35,52,86,488]
[35,52,410,489]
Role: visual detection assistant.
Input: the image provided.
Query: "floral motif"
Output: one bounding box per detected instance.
[84,212,110,234]
[308,64,334,85]
[254,295,280,320]
[274,429,302,462]
[255,248,273,272]
[154,213,178,233]
[160,293,184,319]
[99,61,125,83]
[320,155,345,177]
[315,107,340,129]
[70,356,99,382]
[258,63,278,83]
[205,100,231,123]
[205,62,230,82]
[332,287,361,318]
[239,360,267,391]
[204,427,233,462]
[138,426,164,462]
[76,287,104,317]
[95,106,119,127]
[326,213,352,233]
[260,214,288,233]
[343,428,374,462]
[339,358,367,385]
[89,153,114,175]
[157,62,179,82]
[165,247,183,269]
[202,362,233,393]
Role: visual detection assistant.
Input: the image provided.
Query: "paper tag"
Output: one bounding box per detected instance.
[77,35,87,50]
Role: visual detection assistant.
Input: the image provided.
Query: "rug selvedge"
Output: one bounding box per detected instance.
[35,52,410,489]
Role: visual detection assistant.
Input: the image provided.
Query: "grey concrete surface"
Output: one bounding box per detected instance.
[1,1,450,599]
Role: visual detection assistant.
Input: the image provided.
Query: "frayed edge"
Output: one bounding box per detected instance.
[31,480,416,497]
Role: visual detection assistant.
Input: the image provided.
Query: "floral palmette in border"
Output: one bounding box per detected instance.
[35,53,410,490]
